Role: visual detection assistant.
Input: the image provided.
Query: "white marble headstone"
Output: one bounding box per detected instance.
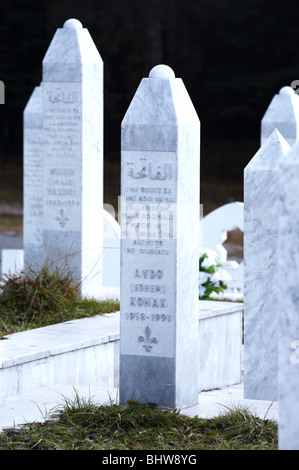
[23,84,44,270]
[261,86,299,147]
[42,19,103,298]
[119,64,200,409]
[244,129,290,401]
[278,138,299,449]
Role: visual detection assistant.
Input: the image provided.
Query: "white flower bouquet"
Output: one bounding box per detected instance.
[199,248,232,300]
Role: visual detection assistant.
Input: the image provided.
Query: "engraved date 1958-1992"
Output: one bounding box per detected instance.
[125,311,171,322]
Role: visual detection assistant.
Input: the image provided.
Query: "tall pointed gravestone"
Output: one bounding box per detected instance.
[244,129,290,401]
[23,84,43,270]
[278,138,299,450]
[42,19,103,297]
[261,86,299,147]
[119,65,200,409]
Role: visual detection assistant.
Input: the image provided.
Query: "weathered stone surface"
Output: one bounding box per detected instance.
[42,19,103,297]
[244,129,290,401]
[119,64,200,409]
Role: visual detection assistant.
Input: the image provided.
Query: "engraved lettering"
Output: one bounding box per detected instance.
[130,297,168,308]
[121,150,177,357]
[128,162,173,181]
[50,168,75,176]
[134,269,163,279]
[47,87,79,104]
[125,312,172,322]
[131,283,166,294]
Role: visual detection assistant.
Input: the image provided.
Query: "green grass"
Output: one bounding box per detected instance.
[0,266,119,338]
[0,396,277,450]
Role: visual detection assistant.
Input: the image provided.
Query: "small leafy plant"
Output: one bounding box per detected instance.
[199,248,231,300]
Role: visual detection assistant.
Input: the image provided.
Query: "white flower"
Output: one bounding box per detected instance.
[199,247,232,299]
[199,271,209,285]
[210,271,221,284]
[199,285,206,297]
[210,268,232,285]
[217,267,232,282]
[200,247,218,269]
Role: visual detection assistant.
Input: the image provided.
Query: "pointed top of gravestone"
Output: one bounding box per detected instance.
[282,135,299,165]
[149,65,175,79]
[279,86,295,96]
[42,19,102,81]
[63,18,83,29]
[261,86,299,146]
[245,128,290,171]
[121,65,199,151]
[23,85,43,128]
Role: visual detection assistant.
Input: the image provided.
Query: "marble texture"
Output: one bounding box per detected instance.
[198,301,242,391]
[0,312,120,403]
[0,301,242,407]
[244,129,290,401]
[42,19,103,298]
[182,382,278,421]
[261,86,299,147]
[23,84,44,269]
[120,64,200,409]
[278,138,299,449]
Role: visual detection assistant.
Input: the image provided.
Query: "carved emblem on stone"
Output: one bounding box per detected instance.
[138,326,157,352]
[56,208,69,228]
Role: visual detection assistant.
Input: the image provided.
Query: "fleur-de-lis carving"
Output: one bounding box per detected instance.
[56,209,69,228]
[138,326,158,352]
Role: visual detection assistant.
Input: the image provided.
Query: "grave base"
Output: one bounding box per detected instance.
[0,301,243,405]
[0,313,120,405]
[198,301,243,391]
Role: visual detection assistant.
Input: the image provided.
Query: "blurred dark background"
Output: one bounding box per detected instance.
[0,0,298,220]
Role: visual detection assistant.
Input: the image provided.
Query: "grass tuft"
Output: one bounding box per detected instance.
[0,398,278,450]
[0,266,119,338]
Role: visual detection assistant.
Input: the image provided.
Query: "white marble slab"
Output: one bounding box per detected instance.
[198,300,243,319]
[23,84,44,269]
[42,19,104,298]
[198,303,242,391]
[0,385,118,431]
[120,64,201,409]
[278,137,299,449]
[0,312,120,368]
[0,312,120,403]
[244,129,290,401]
[182,382,278,421]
